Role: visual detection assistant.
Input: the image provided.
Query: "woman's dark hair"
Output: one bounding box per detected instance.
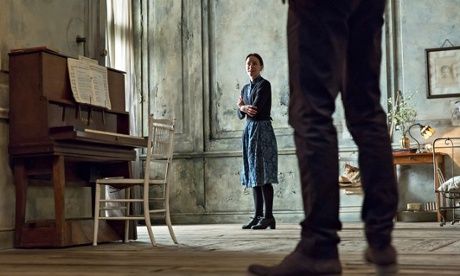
[245,53,264,67]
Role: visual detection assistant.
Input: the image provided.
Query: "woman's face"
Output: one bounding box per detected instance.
[246,56,263,80]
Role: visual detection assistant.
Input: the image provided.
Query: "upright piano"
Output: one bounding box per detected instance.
[9,48,146,248]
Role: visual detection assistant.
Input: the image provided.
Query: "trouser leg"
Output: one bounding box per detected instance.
[287,0,350,258]
[261,184,274,219]
[343,0,398,249]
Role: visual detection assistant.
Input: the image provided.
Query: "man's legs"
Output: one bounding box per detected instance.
[287,0,354,259]
[342,0,398,271]
[342,0,398,250]
[248,1,351,275]
[248,0,397,274]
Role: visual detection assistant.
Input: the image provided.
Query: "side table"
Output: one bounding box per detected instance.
[393,151,447,222]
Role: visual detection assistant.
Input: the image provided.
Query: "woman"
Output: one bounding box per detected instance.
[237,53,278,230]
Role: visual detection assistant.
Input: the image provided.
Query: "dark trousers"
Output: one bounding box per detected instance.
[287,0,398,258]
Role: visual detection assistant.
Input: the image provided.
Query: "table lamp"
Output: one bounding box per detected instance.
[405,123,435,152]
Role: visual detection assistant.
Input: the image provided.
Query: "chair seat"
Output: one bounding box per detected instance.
[100,199,144,203]
[149,209,166,214]
[98,215,146,220]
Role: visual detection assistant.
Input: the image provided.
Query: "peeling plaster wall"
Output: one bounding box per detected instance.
[0,0,88,248]
[140,0,460,224]
[0,0,87,68]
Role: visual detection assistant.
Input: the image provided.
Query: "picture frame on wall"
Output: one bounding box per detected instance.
[426,46,460,98]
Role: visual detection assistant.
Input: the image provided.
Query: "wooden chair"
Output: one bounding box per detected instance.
[93,116,178,246]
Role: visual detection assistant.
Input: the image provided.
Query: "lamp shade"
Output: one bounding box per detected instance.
[404,123,436,152]
[420,125,435,139]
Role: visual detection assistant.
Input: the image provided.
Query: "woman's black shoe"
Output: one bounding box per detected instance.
[242,216,262,229]
[252,217,276,230]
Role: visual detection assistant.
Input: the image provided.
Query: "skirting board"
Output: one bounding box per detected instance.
[158,210,361,225]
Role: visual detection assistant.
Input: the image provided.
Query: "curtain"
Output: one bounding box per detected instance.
[105,0,139,135]
[104,0,141,216]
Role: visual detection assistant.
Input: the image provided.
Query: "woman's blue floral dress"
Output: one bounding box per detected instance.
[238,76,278,188]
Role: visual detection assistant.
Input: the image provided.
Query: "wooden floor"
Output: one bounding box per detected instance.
[0,222,459,275]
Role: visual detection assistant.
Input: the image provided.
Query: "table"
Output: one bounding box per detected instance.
[393,151,447,222]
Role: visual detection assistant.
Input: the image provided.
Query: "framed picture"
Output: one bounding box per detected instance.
[426,46,460,98]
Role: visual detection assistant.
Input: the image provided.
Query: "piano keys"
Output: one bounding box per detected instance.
[9,47,146,248]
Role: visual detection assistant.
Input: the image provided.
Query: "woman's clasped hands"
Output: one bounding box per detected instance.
[237,96,258,117]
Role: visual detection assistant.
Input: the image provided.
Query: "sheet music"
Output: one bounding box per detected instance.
[88,63,111,109]
[67,57,111,109]
[78,55,98,64]
[67,58,93,104]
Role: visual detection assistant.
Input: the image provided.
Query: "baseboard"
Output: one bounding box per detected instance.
[158,209,361,225]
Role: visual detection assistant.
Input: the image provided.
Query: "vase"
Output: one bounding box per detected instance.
[400,135,411,149]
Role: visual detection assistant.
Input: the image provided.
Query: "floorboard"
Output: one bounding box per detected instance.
[0,222,459,275]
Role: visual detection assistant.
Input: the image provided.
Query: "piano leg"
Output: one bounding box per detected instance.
[52,155,66,246]
[13,160,27,247]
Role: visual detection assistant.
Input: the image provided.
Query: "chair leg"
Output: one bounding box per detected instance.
[93,183,101,246]
[144,195,156,246]
[165,207,178,244]
[124,187,130,243]
[144,213,156,246]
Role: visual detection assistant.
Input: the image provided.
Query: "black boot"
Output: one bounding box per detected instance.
[364,245,398,275]
[248,249,342,275]
[251,217,276,230]
[242,216,261,229]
